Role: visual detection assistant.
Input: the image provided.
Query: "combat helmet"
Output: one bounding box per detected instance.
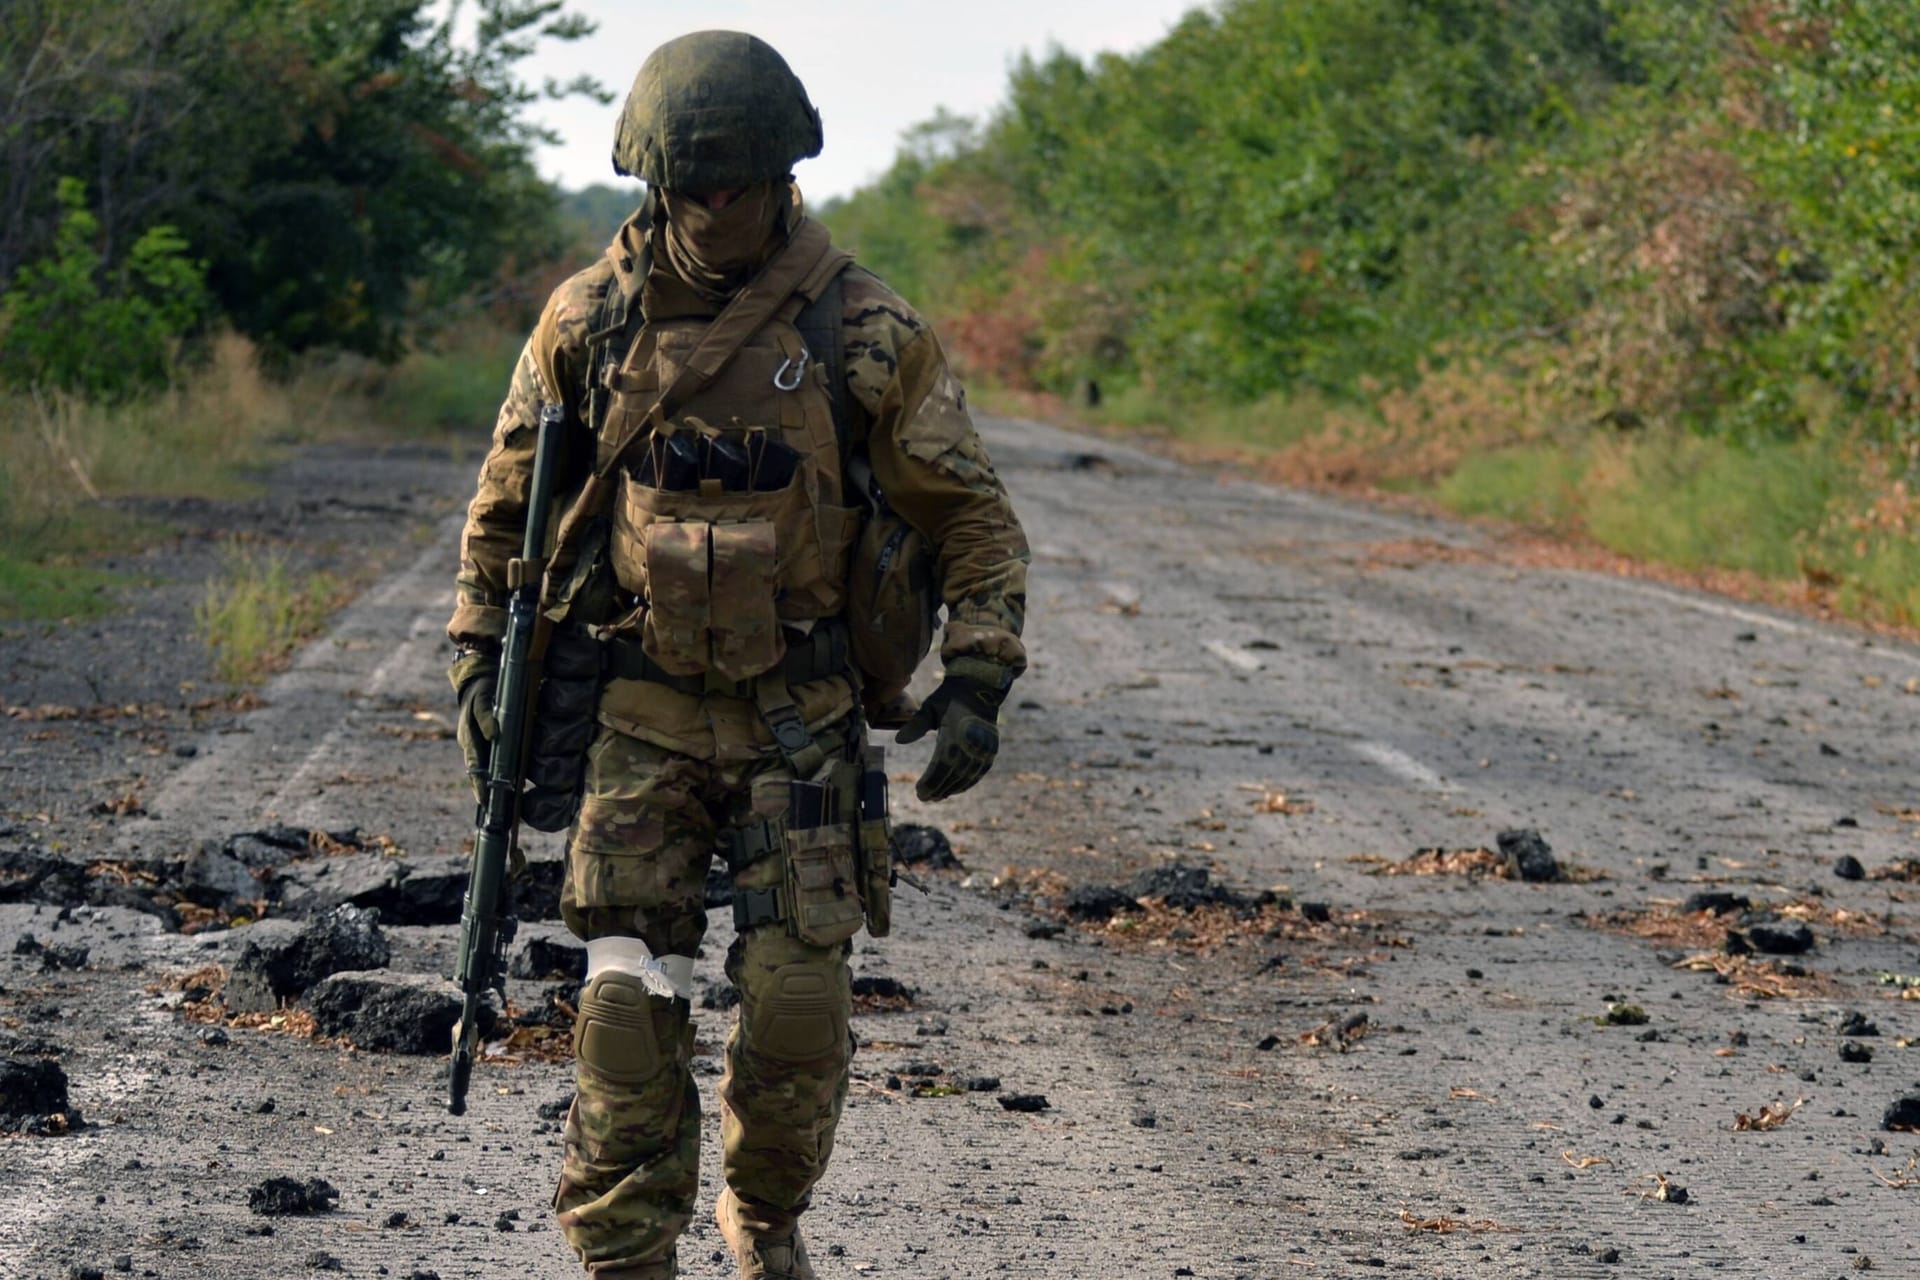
[612,31,824,192]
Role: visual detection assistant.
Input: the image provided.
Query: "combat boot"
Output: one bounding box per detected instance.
[716,1187,817,1280]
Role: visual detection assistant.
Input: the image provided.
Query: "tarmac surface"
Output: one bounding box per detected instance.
[4,416,1920,1279]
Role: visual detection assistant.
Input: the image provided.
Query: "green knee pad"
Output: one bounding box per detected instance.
[743,959,850,1065]
[574,972,673,1084]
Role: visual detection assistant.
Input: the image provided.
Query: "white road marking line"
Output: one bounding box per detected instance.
[1203,640,1264,672]
[1594,575,1920,669]
[264,614,445,823]
[1351,740,1453,792]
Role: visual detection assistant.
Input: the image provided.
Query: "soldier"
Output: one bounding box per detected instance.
[446,31,1029,1280]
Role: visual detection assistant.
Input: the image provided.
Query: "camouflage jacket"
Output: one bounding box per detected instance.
[449,209,1029,759]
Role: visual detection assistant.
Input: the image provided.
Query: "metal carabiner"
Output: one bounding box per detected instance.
[773,346,810,392]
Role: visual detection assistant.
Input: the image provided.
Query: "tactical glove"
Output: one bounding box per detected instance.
[449,648,499,803]
[895,657,1016,802]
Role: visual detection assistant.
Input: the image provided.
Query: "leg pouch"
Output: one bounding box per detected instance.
[783,824,865,947]
[708,520,783,681]
[640,520,711,676]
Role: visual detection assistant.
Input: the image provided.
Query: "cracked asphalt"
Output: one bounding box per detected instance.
[4,416,1920,1280]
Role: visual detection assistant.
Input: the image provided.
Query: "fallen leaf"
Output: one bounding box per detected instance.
[1250,789,1315,816]
[1732,1098,1804,1132]
[1561,1150,1612,1170]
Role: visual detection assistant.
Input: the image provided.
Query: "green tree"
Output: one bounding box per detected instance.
[0,0,605,361]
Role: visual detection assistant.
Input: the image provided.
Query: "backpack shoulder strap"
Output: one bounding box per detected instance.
[794,269,851,464]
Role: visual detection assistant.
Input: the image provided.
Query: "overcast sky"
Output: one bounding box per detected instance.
[518,0,1208,200]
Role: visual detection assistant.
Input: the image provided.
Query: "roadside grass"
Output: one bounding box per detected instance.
[1025,369,1920,631]
[362,326,522,437]
[0,325,516,627]
[0,555,124,621]
[194,541,342,684]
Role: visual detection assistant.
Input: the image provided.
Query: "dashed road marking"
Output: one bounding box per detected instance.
[1350,740,1453,792]
[1202,640,1265,672]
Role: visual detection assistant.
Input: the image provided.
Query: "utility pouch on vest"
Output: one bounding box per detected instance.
[707,519,781,680]
[614,438,833,681]
[638,519,713,675]
[854,747,893,938]
[520,621,601,833]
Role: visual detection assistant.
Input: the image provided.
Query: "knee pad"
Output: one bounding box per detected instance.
[574,971,673,1085]
[743,959,850,1065]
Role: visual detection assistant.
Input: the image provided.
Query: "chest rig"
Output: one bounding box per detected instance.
[600,280,857,684]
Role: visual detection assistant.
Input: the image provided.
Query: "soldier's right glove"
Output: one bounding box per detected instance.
[895,657,1016,802]
[449,648,499,803]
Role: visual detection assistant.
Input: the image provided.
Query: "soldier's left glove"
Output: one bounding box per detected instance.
[895,657,1017,802]
[449,647,499,804]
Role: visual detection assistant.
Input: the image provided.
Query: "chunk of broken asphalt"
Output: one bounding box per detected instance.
[1744,919,1814,955]
[247,1176,338,1215]
[1683,891,1749,916]
[1838,1011,1879,1038]
[0,1054,73,1133]
[891,824,962,870]
[1496,829,1560,882]
[1840,1041,1873,1064]
[179,842,258,907]
[273,853,563,925]
[508,931,586,982]
[1064,885,1138,922]
[1127,863,1251,910]
[850,975,915,1003]
[226,904,390,1014]
[1834,855,1866,881]
[306,971,493,1054]
[997,1093,1050,1113]
[1882,1096,1920,1132]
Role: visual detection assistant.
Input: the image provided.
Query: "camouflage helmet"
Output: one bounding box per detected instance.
[612,31,823,192]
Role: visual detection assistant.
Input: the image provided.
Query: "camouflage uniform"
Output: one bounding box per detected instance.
[450,163,1028,1280]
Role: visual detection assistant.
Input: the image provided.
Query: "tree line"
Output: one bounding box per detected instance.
[0,0,608,395]
[823,0,1920,448]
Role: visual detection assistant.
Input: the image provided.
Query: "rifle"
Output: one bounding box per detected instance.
[448,401,564,1115]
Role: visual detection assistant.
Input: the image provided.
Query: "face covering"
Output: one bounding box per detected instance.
[660,182,784,294]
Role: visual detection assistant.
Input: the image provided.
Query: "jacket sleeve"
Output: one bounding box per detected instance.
[448,265,609,649]
[844,274,1030,673]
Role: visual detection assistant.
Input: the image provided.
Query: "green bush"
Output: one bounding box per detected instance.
[0,178,207,397]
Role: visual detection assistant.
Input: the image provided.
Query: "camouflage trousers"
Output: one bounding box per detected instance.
[554,719,856,1278]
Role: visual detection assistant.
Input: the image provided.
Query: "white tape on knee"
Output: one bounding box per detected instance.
[585,936,695,1001]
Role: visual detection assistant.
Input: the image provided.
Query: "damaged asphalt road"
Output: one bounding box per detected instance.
[4,416,1920,1278]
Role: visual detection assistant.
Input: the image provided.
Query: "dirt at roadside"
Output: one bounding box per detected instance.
[0,440,472,860]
